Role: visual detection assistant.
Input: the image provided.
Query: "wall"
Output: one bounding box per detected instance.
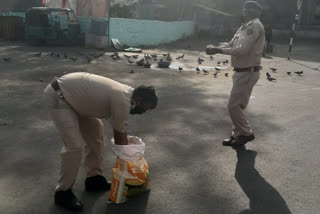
[79,17,194,46]
[0,12,194,46]
[108,18,194,46]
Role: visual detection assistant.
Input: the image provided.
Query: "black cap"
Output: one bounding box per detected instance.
[244,1,263,11]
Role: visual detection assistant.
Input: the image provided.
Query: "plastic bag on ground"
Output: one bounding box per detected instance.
[109,136,150,203]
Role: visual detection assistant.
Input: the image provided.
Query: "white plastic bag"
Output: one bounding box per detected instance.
[111,136,145,161]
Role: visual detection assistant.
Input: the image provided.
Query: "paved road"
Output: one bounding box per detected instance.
[0,40,319,214]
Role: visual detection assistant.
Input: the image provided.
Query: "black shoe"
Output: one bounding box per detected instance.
[54,189,83,211]
[85,175,111,192]
[232,134,255,148]
[222,136,235,146]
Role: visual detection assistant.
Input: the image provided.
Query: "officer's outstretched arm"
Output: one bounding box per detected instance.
[113,129,128,145]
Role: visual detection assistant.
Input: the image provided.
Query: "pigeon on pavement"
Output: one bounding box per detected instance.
[269,67,277,72]
[203,69,209,75]
[294,71,303,75]
[2,57,11,62]
[267,76,276,81]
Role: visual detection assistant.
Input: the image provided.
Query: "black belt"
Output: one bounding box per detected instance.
[50,77,60,91]
[234,66,261,72]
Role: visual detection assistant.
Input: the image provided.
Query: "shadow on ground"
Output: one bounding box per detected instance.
[235,147,291,214]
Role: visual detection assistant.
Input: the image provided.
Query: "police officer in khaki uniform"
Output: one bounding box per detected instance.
[43,72,157,211]
[206,1,265,148]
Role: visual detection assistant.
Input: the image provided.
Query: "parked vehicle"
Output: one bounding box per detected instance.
[25,7,83,45]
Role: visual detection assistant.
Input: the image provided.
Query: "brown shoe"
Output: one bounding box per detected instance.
[222,136,235,146]
[232,134,255,148]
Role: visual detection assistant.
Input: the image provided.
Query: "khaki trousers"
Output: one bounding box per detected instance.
[228,71,260,137]
[43,85,104,191]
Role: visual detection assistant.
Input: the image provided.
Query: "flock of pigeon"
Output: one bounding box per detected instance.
[1,51,106,63]
[266,67,304,82]
[1,51,305,81]
[119,52,305,81]
[114,51,231,77]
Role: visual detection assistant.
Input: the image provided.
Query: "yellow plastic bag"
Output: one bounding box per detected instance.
[109,136,150,203]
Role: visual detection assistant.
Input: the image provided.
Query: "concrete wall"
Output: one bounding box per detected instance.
[108,18,194,46]
[78,16,194,46]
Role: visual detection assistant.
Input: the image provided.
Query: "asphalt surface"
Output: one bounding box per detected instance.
[0,39,319,214]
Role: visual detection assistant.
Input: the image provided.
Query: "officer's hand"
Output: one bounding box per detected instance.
[206,45,222,55]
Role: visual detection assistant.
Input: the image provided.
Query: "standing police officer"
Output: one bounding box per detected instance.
[206,1,265,147]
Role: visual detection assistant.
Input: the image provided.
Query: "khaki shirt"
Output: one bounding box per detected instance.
[57,72,133,132]
[221,18,265,68]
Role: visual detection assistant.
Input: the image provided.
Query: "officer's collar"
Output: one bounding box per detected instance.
[242,18,258,28]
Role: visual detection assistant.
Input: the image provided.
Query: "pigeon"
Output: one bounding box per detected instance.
[163,53,169,57]
[179,67,183,71]
[111,52,120,59]
[269,67,277,72]
[294,71,303,75]
[176,54,184,60]
[2,57,11,62]
[215,67,221,71]
[114,51,120,58]
[217,61,221,65]
[136,58,144,66]
[196,67,200,72]
[213,72,218,78]
[129,70,135,74]
[266,72,271,78]
[123,54,131,59]
[203,69,209,75]
[144,54,152,60]
[94,52,105,59]
[267,76,276,81]
[132,55,139,59]
[287,72,291,75]
[224,72,229,77]
[34,52,42,57]
[128,58,135,65]
[198,57,204,64]
[144,61,151,68]
[151,54,157,59]
[86,55,94,62]
[70,57,78,61]
[210,56,214,60]
[223,60,229,64]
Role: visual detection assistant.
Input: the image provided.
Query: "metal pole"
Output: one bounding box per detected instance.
[288,0,302,60]
[107,0,111,47]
